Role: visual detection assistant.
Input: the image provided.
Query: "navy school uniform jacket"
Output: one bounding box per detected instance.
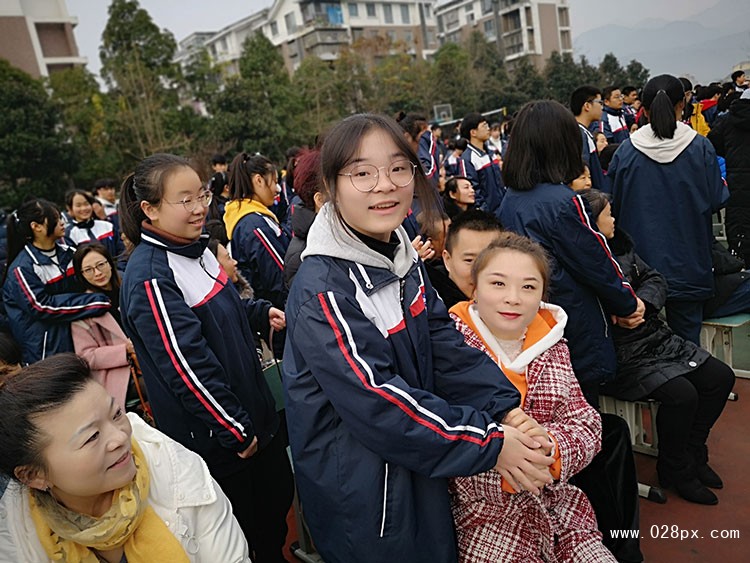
[459,142,505,218]
[418,129,440,189]
[499,184,638,386]
[579,123,609,191]
[64,218,125,261]
[224,202,291,309]
[120,224,279,479]
[590,106,630,144]
[2,243,110,364]
[283,203,520,563]
[607,122,729,301]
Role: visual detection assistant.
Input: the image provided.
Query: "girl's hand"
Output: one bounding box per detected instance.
[237,436,258,459]
[493,426,554,495]
[269,308,286,331]
[125,339,135,356]
[411,235,435,262]
[503,408,553,454]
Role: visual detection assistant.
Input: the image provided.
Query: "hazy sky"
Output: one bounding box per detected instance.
[67,0,718,80]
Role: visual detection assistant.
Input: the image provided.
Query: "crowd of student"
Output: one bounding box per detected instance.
[0,68,746,563]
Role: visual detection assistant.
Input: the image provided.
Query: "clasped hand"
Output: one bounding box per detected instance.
[494,408,555,495]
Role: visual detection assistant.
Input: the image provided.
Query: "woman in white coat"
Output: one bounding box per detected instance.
[0,354,250,563]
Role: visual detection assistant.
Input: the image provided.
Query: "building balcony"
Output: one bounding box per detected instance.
[300,28,350,50]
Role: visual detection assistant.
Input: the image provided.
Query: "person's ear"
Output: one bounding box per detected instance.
[313,191,326,212]
[14,465,50,491]
[442,249,452,270]
[140,200,159,221]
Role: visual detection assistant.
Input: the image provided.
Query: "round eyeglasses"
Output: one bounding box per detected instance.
[338,160,417,193]
[164,190,213,212]
[81,260,111,277]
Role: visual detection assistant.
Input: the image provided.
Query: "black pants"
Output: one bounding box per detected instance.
[648,356,735,472]
[216,431,295,563]
[571,413,643,563]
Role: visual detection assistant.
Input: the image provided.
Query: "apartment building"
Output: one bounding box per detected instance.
[175,1,440,75]
[0,0,85,78]
[435,0,571,68]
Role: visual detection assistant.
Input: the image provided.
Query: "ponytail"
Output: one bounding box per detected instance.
[641,74,685,140]
[2,199,60,285]
[228,152,275,201]
[117,153,193,246]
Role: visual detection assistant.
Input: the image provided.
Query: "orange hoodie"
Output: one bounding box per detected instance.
[450,301,566,492]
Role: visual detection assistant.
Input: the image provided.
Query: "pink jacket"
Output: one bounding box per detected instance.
[71,313,130,407]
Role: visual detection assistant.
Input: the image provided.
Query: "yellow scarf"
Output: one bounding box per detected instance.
[29,439,189,563]
[223,198,278,241]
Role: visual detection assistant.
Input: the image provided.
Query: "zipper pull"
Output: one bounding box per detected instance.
[399,279,405,303]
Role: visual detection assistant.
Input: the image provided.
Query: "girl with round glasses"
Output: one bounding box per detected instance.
[71,243,132,408]
[117,153,294,561]
[284,113,553,563]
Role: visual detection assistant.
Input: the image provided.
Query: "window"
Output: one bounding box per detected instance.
[404,30,413,44]
[484,19,494,34]
[482,0,493,15]
[285,12,297,33]
[366,2,376,17]
[467,13,475,25]
[400,4,411,24]
[386,30,396,42]
[384,4,393,24]
[349,3,359,17]
[465,5,472,12]
[270,21,279,36]
[424,5,431,18]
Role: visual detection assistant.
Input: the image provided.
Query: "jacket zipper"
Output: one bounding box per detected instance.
[596,298,609,337]
[380,462,389,537]
[41,331,48,360]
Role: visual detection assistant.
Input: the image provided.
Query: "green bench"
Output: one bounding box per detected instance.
[700,313,750,379]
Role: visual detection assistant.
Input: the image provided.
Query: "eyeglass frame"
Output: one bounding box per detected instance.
[163,189,213,212]
[80,260,112,277]
[338,161,418,193]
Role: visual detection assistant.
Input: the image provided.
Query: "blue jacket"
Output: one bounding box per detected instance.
[579,123,609,191]
[64,218,125,261]
[590,106,630,144]
[459,142,505,218]
[120,225,279,479]
[283,204,520,563]
[2,243,110,364]
[607,123,729,300]
[418,129,440,189]
[224,202,291,309]
[499,184,638,386]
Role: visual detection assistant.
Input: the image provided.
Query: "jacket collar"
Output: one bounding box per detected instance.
[23,242,70,267]
[223,199,278,240]
[302,202,417,278]
[140,222,207,259]
[603,105,622,117]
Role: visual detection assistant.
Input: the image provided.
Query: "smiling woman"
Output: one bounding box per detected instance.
[0,354,250,562]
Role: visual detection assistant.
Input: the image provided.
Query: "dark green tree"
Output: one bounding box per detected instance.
[544,51,582,103]
[100,0,187,158]
[293,56,340,135]
[0,59,73,205]
[598,52,627,87]
[623,59,650,88]
[48,67,125,189]
[430,42,479,118]
[578,55,602,87]
[505,56,546,112]
[370,52,430,115]
[331,46,375,115]
[465,31,511,112]
[210,32,304,161]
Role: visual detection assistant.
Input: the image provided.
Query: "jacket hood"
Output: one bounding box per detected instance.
[290,202,316,241]
[224,199,278,240]
[729,99,750,130]
[451,301,567,373]
[302,202,417,277]
[630,122,697,163]
[606,228,635,257]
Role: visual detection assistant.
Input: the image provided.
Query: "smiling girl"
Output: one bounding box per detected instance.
[283,114,553,563]
[71,243,132,407]
[117,153,293,561]
[2,198,110,364]
[0,354,250,562]
[64,189,124,262]
[449,233,614,562]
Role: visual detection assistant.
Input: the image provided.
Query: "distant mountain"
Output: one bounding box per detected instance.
[573,0,750,84]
